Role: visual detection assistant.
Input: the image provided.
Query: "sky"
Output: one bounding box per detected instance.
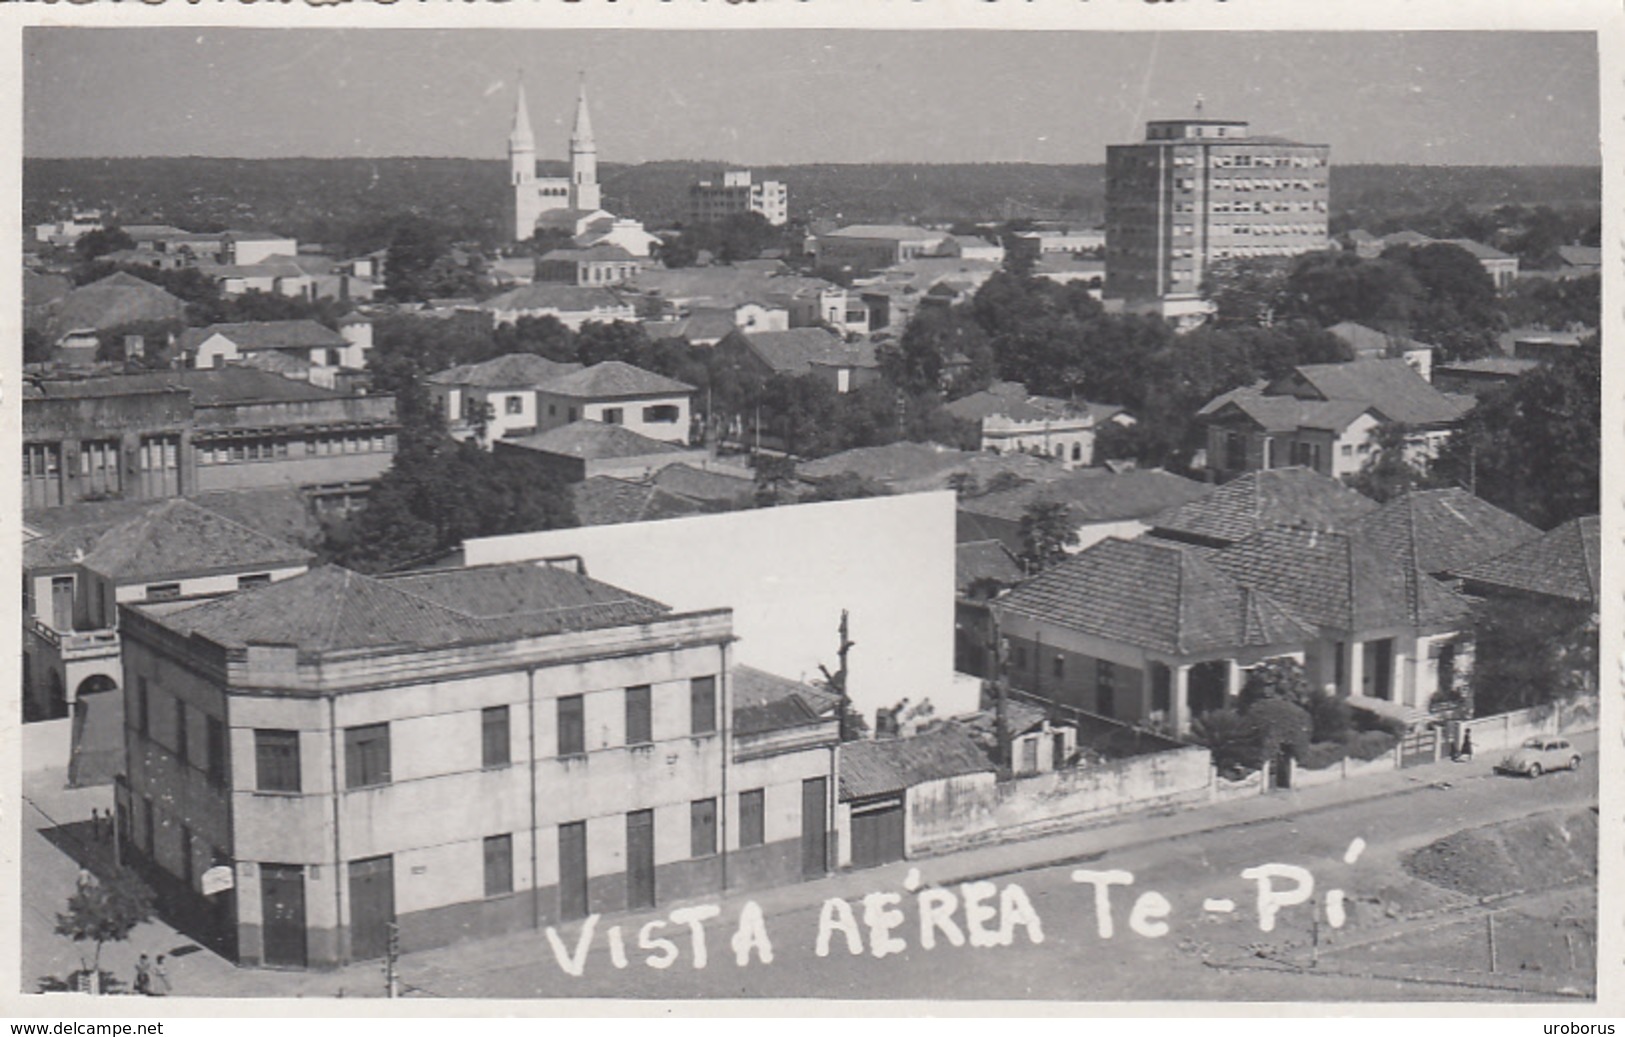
[23,29,1600,167]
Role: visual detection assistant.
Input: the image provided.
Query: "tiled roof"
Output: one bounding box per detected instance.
[179,319,346,354]
[505,420,687,460]
[1453,515,1600,606]
[1354,488,1540,576]
[1325,322,1433,358]
[25,368,343,405]
[643,310,739,343]
[956,510,1015,550]
[540,245,635,263]
[959,468,1212,526]
[44,272,187,339]
[480,284,630,313]
[797,441,972,486]
[730,328,878,376]
[569,477,706,527]
[1149,467,1379,547]
[77,499,315,582]
[1282,359,1471,426]
[650,463,754,503]
[156,562,670,652]
[427,353,583,389]
[25,488,320,549]
[838,725,994,801]
[995,537,1314,655]
[944,381,1116,424]
[732,666,841,736]
[825,225,948,241]
[1208,527,1470,632]
[956,539,1025,595]
[1556,245,1601,268]
[1435,357,1541,377]
[541,360,695,398]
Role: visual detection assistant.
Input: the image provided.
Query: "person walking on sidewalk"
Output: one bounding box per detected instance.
[1458,729,1473,762]
[150,955,171,997]
[132,954,151,996]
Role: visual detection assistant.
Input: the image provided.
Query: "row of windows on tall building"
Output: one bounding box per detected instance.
[196,431,394,466]
[247,676,721,794]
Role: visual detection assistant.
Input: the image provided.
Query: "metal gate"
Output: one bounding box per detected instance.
[347,855,395,962]
[848,794,905,869]
[1400,726,1439,767]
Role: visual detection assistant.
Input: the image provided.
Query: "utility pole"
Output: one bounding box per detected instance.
[990,614,1011,770]
[819,610,857,740]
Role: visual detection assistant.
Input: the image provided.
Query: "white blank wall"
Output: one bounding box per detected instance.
[463,492,965,719]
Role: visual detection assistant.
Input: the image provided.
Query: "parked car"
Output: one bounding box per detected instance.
[1496,736,1581,777]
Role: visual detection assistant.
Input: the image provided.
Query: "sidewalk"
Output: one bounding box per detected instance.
[19,729,1598,1000]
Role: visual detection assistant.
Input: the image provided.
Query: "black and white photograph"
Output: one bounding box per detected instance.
[7,7,1615,1014]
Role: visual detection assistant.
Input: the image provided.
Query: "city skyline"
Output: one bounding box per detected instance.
[24,29,1600,167]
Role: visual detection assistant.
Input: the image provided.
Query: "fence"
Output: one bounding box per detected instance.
[1460,697,1599,754]
[22,718,73,774]
[1289,747,1400,789]
[987,743,1214,842]
[1212,764,1269,801]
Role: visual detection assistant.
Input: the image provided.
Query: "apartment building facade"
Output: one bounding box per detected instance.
[689,171,789,227]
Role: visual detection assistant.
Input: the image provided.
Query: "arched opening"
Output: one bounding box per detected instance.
[76,674,119,703]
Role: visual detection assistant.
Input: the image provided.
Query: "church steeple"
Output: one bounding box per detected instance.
[569,73,601,212]
[509,78,536,154]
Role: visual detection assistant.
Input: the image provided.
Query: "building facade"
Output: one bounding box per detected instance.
[115,562,836,968]
[689,171,789,227]
[1105,119,1329,312]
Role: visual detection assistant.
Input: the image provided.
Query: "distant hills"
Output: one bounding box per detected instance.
[24,156,1599,252]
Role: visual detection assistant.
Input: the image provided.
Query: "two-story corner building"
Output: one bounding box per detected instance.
[426,354,586,445]
[532,361,696,445]
[178,320,370,379]
[23,499,314,784]
[1198,359,1472,483]
[944,381,1132,468]
[992,536,1317,735]
[115,561,838,968]
[24,370,400,514]
[535,246,641,288]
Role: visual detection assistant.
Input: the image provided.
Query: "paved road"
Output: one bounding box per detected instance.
[399,742,1597,1002]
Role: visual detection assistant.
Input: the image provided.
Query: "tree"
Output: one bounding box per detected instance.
[23,327,53,365]
[1191,708,1263,778]
[575,320,651,367]
[1433,344,1600,529]
[1018,499,1078,572]
[54,872,154,994]
[382,217,450,303]
[1202,255,1294,327]
[1282,251,1421,332]
[1247,698,1313,765]
[1343,422,1445,503]
[752,455,799,508]
[1237,657,1313,711]
[1469,596,1597,717]
[74,226,135,263]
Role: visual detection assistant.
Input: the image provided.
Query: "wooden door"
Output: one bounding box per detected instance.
[260,864,308,968]
[626,811,655,911]
[347,855,395,962]
[801,777,828,878]
[51,577,74,632]
[849,795,905,869]
[558,821,588,921]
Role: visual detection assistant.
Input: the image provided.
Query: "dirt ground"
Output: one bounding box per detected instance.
[1402,808,1598,898]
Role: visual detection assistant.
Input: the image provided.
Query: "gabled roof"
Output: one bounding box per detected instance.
[1208,527,1470,632]
[1556,245,1602,268]
[154,562,670,653]
[1274,359,1471,426]
[540,360,694,399]
[1201,390,1375,434]
[569,476,706,527]
[505,420,687,460]
[1453,515,1600,606]
[44,272,187,339]
[644,310,740,344]
[1353,488,1540,577]
[824,225,949,242]
[727,327,878,376]
[427,353,584,389]
[540,245,635,263]
[1149,467,1379,547]
[797,441,971,486]
[958,468,1212,527]
[179,319,346,355]
[995,537,1314,656]
[480,284,630,313]
[944,381,1119,424]
[732,666,841,737]
[956,539,1025,595]
[25,488,321,551]
[76,499,315,583]
[650,463,754,503]
[1325,322,1433,359]
[26,368,344,405]
[839,725,994,801]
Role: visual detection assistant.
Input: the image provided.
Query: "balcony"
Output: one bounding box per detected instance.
[29,617,121,662]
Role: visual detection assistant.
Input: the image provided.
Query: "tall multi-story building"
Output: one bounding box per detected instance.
[114,561,838,968]
[689,171,789,227]
[1105,118,1329,318]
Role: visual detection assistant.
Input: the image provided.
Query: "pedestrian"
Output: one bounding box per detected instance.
[150,955,171,997]
[132,954,151,996]
[89,808,100,840]
[76,866,95,891]
[1459,730,1474,761]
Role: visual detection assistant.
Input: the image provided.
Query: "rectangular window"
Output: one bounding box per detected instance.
[345,722,391,788]
[505,395,524,416]
[691,798,718,858]
[1096,660,1117,718]
[174,700,189,765]
[690,677,717,735]
[1053,655,1065,679]
[557,695,585,757]
[206,715,227,787]
[601,407,623,425]
[642,404,680,424]
[237,573,271,591]
[739,789,765,848]
[146,583,181,601]
[625,685,652,746]
[483,834,514,897]
[482,705,510,768]
[255,729,301,792]
[135,678,149,736]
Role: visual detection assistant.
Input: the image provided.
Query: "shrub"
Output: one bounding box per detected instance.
[1349,729,1399,761]
[1191,708,1263,778]
[1238,657,1312,711]
[1247,698,1313,761]
[1306,691,1353,744]
[1349,703,1408,738]
[1296,740,1349,771]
